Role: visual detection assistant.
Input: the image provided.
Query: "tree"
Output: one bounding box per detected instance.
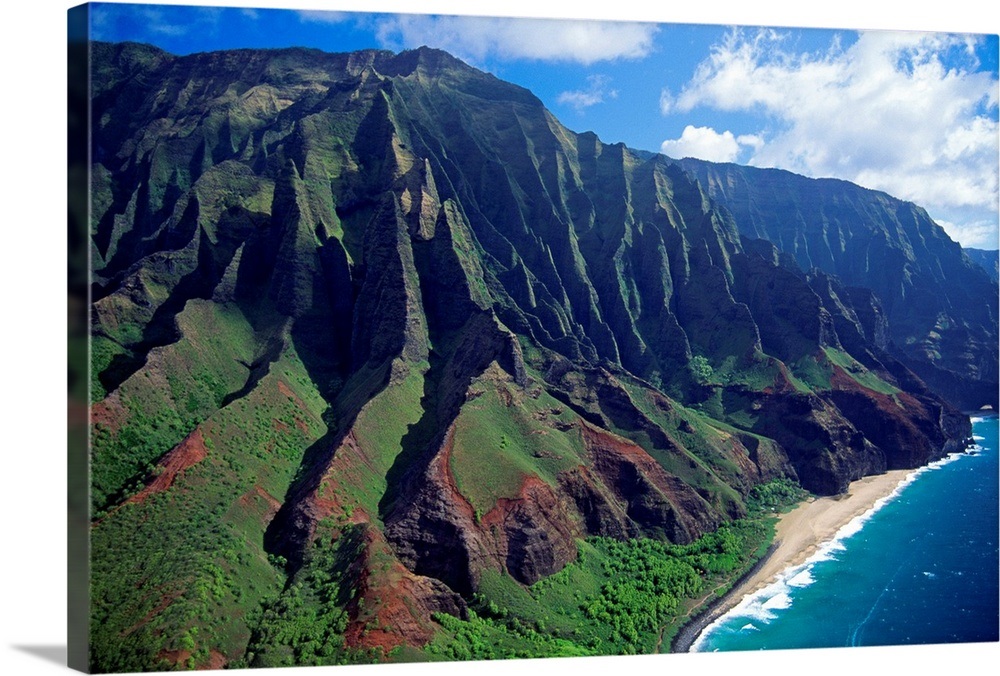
[690,356,713,383]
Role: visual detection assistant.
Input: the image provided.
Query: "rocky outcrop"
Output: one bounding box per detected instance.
[384,424,581,591]
[750,391,886,495]
[580,423,721,542]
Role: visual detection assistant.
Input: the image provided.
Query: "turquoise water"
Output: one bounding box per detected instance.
[694,415,999,651]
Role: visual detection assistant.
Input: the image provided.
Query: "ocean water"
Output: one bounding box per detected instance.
[694,414,999,652]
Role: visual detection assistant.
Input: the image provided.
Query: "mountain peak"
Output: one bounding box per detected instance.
[374,45,468,77]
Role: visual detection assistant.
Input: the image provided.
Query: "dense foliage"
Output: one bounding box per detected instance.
[429,517,775,658]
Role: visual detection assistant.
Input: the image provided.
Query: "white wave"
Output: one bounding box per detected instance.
[761,592,792,611]
[787,569,815,588]
[691,584,784,651]
[693,561,814,650]
[972,435,986,441]
[739,623,759,632]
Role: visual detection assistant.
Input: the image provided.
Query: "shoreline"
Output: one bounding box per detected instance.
[671,468,913,653]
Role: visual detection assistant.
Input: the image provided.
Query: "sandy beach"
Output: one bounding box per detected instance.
[740,469,913,598]
[672,468,914,652]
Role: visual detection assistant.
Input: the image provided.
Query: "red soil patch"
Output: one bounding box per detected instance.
[156,647,226,670]
[770,361,799,394]
[479,474,550,528]
[276,430,375,553]
[156,646,226,670]
[709,433,761,482]
[343,529,439,653]
[829,364,925,413]
[309,431,365,520]
[436,426,477,522]
[157,649,191,667]
[91,394,127,434]
[127,429,208,504]
[202,650,227,670]
[828,363,869,392]
[580,420,653,463]
[121,590,180,637]
[277,379,307,411]
[580,421,706,509]
[237,485,283,520]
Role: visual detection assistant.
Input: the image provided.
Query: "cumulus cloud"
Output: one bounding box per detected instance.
[660,125,762,163]
[662,29,999,244]
[558,75,618,111]
[373,15,658,65]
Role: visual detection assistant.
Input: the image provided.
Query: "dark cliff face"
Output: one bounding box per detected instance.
[87,43,973,668]
[965,247,999,283]
[670,158,999,410]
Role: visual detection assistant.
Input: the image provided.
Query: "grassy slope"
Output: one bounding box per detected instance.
[450,371,582,517]
[234,364,429,667]
[90,325,327,671]
[90,300,259,513]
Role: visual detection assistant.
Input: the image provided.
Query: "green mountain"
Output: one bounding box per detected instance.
[668,159,999,410]
[85,43,972,670]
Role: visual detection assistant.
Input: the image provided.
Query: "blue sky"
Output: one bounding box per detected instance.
[87,1,1000,249]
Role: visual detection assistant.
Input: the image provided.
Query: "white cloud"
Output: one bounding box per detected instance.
[558,75,618,111]
[373,15,658,65]
[664,28,999,245]
[297,10,349,24]
[935,218,1000,250]
[660,125,762,163]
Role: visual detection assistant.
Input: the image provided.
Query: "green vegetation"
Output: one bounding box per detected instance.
[822,347,900,395]
[239,526,360,668]
[90,342,327,672]
[747,477,810,513]
[788,348,900,396]
[427,518,774,659]
[89,335,130,401]
[690,355,713,383]
[449,375,581,515]
[426,477,806,660]
[90,301,261,513]
[789,352,833,391]
[345,364,427,511]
